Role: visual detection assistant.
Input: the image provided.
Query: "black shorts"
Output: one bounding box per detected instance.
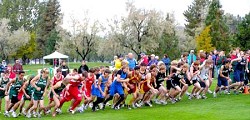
[166,80,172,90]
[192,79,198,85]
[11,95,19,104]
[185,79,192,86]
[170,80,180,89]
[199,81,206,88]
[180,79,192,88]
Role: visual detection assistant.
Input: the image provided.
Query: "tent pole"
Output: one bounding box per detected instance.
[68,58,69,68]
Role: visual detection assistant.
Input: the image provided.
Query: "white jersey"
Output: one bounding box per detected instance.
[199,66,210,80]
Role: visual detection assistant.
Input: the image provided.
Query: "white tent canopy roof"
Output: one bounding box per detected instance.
[43,51,69,59]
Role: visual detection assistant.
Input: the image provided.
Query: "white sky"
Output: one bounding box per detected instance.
[59,0,250,32]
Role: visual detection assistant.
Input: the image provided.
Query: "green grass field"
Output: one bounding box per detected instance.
[23,62,111,76]
[1,62,250,120]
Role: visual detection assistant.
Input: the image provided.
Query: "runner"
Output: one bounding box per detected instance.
[92,69,111,111]
[228,52,249,94]
[103,66,129,110]
[58,71,88,114]
[213,60,232,97]
[125,66,141,109]
[4,71,26,117]
[27,68,49,118]
[19,75,35,116]
[138,65,158,107]
[0,70,10,115]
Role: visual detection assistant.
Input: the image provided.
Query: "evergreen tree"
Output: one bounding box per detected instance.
[205,0,230,51]
[36,0,61,57]
[155,14,180,59]
[236,13,250,50]
[183,0,209,38]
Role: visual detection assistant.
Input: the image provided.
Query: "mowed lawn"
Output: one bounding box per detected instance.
[1,62,250,120]
[22,62,111,76]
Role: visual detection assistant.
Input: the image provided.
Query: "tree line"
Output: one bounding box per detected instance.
[0,0,249,64]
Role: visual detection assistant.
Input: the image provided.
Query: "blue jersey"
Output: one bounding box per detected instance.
[100,75,109,89]
[235,57,247,71]
[113,70,127,86]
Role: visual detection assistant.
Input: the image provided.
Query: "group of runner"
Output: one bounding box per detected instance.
[0,48,249,118]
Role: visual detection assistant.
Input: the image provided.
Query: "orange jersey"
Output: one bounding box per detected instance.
[128,71,141,84]
[140,75,154,93]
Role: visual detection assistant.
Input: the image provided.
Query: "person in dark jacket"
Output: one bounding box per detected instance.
[78,60,89,73]
[59,60,69,77]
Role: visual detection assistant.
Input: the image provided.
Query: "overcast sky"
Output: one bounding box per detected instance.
[59,0,250,31]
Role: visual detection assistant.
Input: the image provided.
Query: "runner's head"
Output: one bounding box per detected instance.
[193,61,200,68]
[104,69,111,77]
[150,64,158,76]
[89,68,96,76]
[159,65,166,73]
[205,59,213,67]
[3,70,9,79]
[121,65,129,73]
[41,68,49,78]
[244,51,249,59]
[140,63,147,71]
[171,60,178,66]
[224,60,231,68]
[18,70,25,80]
[56,68,62,75]
[134,66,140,74]
[182,63,189,72]
[82,71,88,80]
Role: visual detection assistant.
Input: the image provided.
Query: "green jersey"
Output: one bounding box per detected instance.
[0,78,9,90]
[34,75,47,95]
[0,78,9,98]
[25,80,33,96]
[10,78,24,96]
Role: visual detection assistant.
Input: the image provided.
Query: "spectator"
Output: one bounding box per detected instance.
[2,60,7,67]
[187,50,197,65]
[13,60,23,74]
[148,54,158,66]
[115,55,123,70]
[179,52,188,63]
[0,64,4,74]
[139,53,148,65]
[111,56,118,67]
[78,60,89,73]
[59,60,69,77]
[127,53,137,70]
[155,56,159,62]
[54,59,58,67]
[7,65,16,79]
[0,60,7,76]
[162,54,171,71]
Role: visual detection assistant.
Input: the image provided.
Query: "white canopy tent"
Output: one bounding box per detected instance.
[43,51,69,68]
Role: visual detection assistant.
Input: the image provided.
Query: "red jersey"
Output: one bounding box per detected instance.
[231,55,237,60]
[128,71,140,84]
[141,75,154,92]
[53,75,63,85]
[69,74,82,87]
[85,75,95,90]
[142,56,149,65]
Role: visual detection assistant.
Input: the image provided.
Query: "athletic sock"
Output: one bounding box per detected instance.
[115,94,125,107]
